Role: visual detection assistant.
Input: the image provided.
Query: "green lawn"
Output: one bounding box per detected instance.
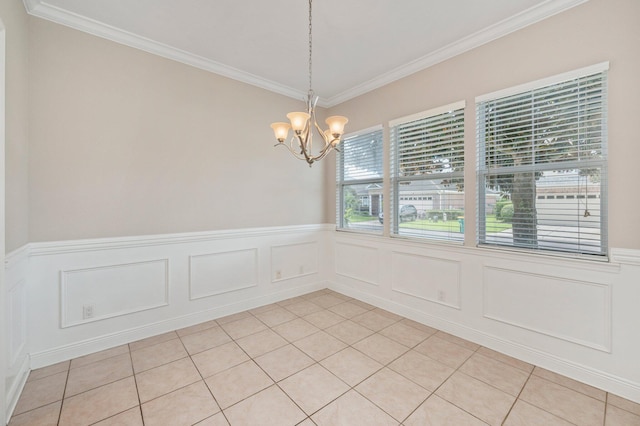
[399,218,461,232]
[346,214,377,223]
[345,213,513,233]
[400,215,512,233]
[485,215,513,233]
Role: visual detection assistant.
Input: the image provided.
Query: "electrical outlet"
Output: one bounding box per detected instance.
[299,265,304,274]
[437,290,446,302]
[83,305,94,319]
[275,270,282,280]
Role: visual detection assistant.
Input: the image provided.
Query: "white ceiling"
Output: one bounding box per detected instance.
[23,0,586,107]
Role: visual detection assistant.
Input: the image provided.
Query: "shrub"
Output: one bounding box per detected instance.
[425,209,464,221]
[495,199,511,219]
[501,204,514,222]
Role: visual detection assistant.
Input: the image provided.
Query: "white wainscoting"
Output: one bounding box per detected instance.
[25,225,331,369]
[271,241,319,282]
[483,266,611,352]
[7,278,26,366]
[391,251,461,309]
[190,249,258,300]
[61,259,169,327]
[5,225,640,410]
[4,246,30,422]
[335,241,379,285]
[330,231,640,403]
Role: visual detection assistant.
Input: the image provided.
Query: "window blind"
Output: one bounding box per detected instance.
[336,127,384,232]
[390,101,465,241]
[476,67,608,257]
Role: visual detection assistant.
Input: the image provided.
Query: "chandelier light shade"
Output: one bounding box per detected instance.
[270,0,348,167]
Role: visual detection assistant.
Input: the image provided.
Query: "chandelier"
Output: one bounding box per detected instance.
[270,0,348,167]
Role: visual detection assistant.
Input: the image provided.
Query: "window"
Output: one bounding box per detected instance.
[389,101,465,241]
[476,63,608,257]
[337,126,383,232]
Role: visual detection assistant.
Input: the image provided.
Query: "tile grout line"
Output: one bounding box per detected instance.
[185,317,233,426]
[240,299,329,423]
[12,290,634,425]
[530,367,609,404]
[205,296,441,424]
[126,346,144,426]
[271,317,384,423]
[500,365,535,425]
[216,294,395,423]
[56,361,71,425]
[166,295,440,423]
[406,343,487,426]
[300,308,424,424]
[215,301,310,423]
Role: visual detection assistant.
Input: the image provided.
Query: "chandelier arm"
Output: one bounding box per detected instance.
[277,138,310,162]
[312,119,332,149]
[297,120,315,163]
[278,126,335,166]
[293,127,329,165]
[310,145,334,163]
[298,134,315,164]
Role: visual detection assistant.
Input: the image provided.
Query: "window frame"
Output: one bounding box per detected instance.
[389,100,466,242]
[475,62,609,259]
[336,125,384,234]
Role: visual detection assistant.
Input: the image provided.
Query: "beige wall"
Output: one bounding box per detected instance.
[327,0,640,250]
[28,19,327,242]
[1,0,29,252]
[11,0,640,249]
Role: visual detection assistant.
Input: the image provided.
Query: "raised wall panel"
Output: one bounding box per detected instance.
[7,281,27,365]
[335,242,379,285]
[271,242,318,282]
[391,251,461,308]
[61,259,169,327]
[483,266,611,351]
[190,248,258,299]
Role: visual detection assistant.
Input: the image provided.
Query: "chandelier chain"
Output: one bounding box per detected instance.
[269,0,348,166]
[308,0,313,95]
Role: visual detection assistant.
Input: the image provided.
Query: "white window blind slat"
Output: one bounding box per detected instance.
[390,103,465,242]
[476,69,607,257]
[476,62,609,102]
[336,127,384,233]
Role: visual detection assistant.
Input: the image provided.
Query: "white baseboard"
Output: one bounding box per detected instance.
[30,281,327,368]
[328,281,640,404]
[5,354,30,425]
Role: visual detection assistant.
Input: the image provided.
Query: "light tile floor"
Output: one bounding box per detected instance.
[9,289,640,426]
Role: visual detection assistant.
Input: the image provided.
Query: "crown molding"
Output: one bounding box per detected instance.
[24,0,587,108]
[23,0,308,101]
[324,0,589,107]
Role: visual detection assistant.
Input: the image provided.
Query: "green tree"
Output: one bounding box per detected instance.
[343,187,360,225]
